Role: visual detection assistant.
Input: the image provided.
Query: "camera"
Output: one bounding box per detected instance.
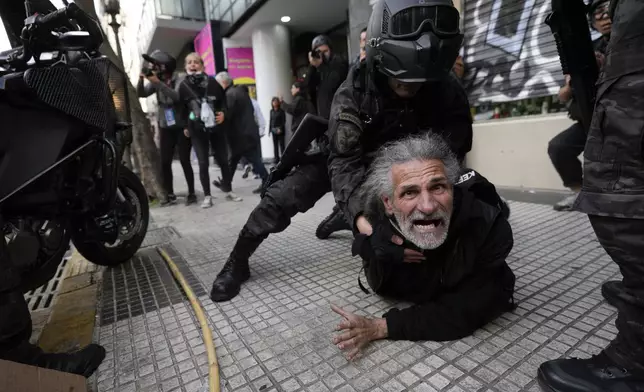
[141,65,157,78]
[311,49,322,59]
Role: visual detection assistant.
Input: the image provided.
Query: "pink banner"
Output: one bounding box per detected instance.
[194,24,216,76]
[225,47,255,84]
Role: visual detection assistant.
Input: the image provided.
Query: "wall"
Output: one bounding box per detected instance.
[347,0,373,61]
[468,114,577,191]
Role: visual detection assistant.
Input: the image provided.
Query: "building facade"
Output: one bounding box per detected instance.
[109,0,593,194]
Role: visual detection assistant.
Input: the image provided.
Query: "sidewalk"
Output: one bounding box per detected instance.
[92,163,621,392]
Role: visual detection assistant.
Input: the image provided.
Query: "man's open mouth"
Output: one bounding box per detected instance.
[412,219,443,232]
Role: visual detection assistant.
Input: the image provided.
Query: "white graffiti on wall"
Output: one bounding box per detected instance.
[463,0,565,104]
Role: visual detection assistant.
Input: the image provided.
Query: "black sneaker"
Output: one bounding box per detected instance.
[537,352,644,392]
[185,194,197,206]
[168,193,177,202]
[210,258,251,302]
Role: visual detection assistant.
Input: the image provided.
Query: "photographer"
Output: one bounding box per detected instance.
[137,50,196,206]
[305,35,349,119]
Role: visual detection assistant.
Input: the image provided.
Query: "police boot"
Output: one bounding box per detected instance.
[2,342,106,378]
[537,352,644,392]
[210,229,261,302]
[316,205,351,239]
[0,291,105,378]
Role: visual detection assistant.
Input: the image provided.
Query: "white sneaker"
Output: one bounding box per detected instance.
[201,195,213,208]
[225,193,243,202]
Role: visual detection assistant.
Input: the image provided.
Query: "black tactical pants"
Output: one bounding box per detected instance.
[548,122,586,189]
[228,161,331,262]
[590,216,644,372]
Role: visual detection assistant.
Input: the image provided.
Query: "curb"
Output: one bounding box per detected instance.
[37,251,103,353]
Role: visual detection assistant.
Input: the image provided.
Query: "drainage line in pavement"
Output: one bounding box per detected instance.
[157,247,220,392]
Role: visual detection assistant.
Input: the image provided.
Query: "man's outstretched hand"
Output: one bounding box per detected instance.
[331,304,388,361]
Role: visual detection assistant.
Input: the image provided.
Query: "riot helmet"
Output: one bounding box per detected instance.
[142,50,177,75]
[366,0,463,83]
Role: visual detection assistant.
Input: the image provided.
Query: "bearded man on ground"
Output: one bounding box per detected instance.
[331,134,516,360]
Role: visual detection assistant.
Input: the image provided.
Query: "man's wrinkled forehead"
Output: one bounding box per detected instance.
[391,159,448,188]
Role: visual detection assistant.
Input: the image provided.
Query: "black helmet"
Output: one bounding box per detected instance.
[142,50,177,74]
[311,35,332,51]
[366,0,463,83]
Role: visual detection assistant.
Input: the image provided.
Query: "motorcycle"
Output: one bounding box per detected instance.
[0,0,149,293]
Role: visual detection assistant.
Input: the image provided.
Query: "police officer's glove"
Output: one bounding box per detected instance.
[351,222,405,264]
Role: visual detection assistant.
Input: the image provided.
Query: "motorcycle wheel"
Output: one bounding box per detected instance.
[72,165,149,266]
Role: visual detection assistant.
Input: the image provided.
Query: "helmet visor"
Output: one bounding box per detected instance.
[389,5,460,38]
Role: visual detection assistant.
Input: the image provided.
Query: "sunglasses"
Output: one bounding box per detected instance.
[593,2,610,20]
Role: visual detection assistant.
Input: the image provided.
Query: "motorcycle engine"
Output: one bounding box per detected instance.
[4,220,66,268]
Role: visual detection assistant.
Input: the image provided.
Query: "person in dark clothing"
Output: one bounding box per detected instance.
[303,35,354,239]
[209,0,479,303]
[269,97,287,164]
[547,0,611,212]
[305,35,350,120]
[537,0,644,390]
[215,72,268,194]
[280,81,314,135]
[332,134,515,359]
[137,50,196,206]
[351,27,368,68]
[177,53,238,208]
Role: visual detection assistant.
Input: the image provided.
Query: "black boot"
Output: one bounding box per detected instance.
[316,205,351,239]
[210,230,262,302]
[537,352,644,392]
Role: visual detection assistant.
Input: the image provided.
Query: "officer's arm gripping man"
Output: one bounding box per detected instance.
[327,76,367,227]
[385,216,515,341]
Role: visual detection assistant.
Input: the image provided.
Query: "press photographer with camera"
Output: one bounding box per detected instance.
[137,50,196,206]
[306,35,349,120]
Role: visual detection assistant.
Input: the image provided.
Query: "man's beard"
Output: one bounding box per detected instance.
[392,208,451,250]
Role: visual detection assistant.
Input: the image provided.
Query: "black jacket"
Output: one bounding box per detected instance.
[306,55,349,119]
[327,65,474,226]
[137,76,184,129]
[176,73,227,128]
[223,84,261,154]
[269,108,286,135]
[281,93,315,132]
[567,35,610,123]
[365,186,516,341]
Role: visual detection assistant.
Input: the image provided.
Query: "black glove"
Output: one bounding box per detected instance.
[351,222,405,264]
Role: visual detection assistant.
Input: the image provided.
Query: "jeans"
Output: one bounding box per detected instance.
[272,133,286,164]
[547,122,586,188]
[190,123,233,195]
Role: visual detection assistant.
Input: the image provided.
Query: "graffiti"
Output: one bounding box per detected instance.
[463,0,571,104]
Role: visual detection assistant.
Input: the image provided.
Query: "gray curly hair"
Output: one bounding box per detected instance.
[360,133,461,220]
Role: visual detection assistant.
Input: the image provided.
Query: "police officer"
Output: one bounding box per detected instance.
[209,0,475,303]
[538,0,644,390]
[328,0,476,236]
